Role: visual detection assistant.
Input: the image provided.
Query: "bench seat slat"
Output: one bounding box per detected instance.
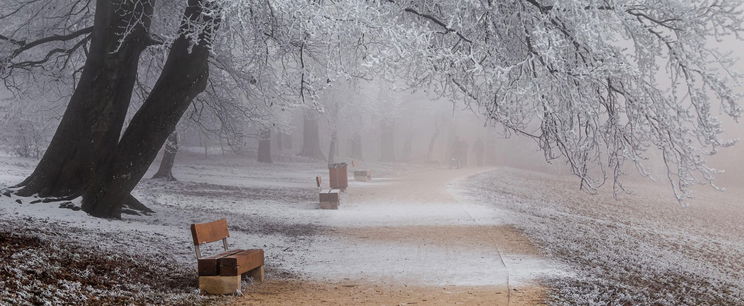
[218,249,265,276]
[197,249,243,276]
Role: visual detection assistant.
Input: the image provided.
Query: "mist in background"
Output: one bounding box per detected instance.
[2,39,743,197]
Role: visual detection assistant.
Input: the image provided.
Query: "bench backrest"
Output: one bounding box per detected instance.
[190,219,230,258]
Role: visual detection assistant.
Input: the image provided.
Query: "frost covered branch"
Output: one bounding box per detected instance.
[380,0,744,199]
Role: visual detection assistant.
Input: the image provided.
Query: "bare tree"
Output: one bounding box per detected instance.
[299,110,326,160]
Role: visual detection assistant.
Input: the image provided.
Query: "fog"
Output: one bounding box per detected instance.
[280,73,744,193]
[3,71,742,195]
[283,36,744,192]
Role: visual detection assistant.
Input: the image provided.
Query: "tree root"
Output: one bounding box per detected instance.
[6,189,154,216]
[151,173,177,181]
[123,194,155,215]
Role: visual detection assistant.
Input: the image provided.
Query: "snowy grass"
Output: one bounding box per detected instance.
[0,150,425,304]
[0,151,329,304]
[0,218,225,305]
[460,167,744,305]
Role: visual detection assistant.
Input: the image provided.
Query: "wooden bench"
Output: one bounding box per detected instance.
[353,170,372,182]
[190,219,264,295]
[319,189,340,209]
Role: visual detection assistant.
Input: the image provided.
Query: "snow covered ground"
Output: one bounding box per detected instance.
[9,149,738,304]
[461,167,744,305]
[0,151,355,304]
[0,150,564,304]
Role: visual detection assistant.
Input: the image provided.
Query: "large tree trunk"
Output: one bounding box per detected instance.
[14,0,153,198]
[152,132,178,181]
[257,128,272,163]
[380,120,395,162]
[81,0,218,218]
[298,111,325,160]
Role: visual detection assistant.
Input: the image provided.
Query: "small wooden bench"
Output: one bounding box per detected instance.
[319,189,340,209]
[353,170,372,182]
[191,219,264,295]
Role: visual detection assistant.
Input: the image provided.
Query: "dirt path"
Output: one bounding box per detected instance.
[336,168,539,254]
[235,167,557,305]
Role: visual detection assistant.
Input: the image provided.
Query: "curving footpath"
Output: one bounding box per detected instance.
[235,167,562,305]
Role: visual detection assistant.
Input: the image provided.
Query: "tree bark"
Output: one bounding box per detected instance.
[257,128,272,163]
[81,0,218,218]
[152,132,178,181]
[14,0,153,198]
[298,111,325,160]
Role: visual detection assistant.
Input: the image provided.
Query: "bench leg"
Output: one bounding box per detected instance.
[199,275,241,295]
[249,265,265,282]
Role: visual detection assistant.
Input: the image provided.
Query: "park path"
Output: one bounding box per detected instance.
[236,166,559,305]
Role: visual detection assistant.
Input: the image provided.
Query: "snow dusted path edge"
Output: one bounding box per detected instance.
[459,168,744,305]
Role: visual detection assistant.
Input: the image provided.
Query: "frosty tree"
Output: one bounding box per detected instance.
[1,0,742,218]
[385,0,744,199]
[0,0,388,217]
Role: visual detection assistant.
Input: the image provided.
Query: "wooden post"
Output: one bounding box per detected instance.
[249,266,265,282]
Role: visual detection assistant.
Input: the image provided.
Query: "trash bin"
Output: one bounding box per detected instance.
[328,162,348,191]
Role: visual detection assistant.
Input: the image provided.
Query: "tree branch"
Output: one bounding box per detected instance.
[403,8,472,44]
[5,26,93,59]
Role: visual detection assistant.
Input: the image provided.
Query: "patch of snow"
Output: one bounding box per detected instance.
[287,235,567,286]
